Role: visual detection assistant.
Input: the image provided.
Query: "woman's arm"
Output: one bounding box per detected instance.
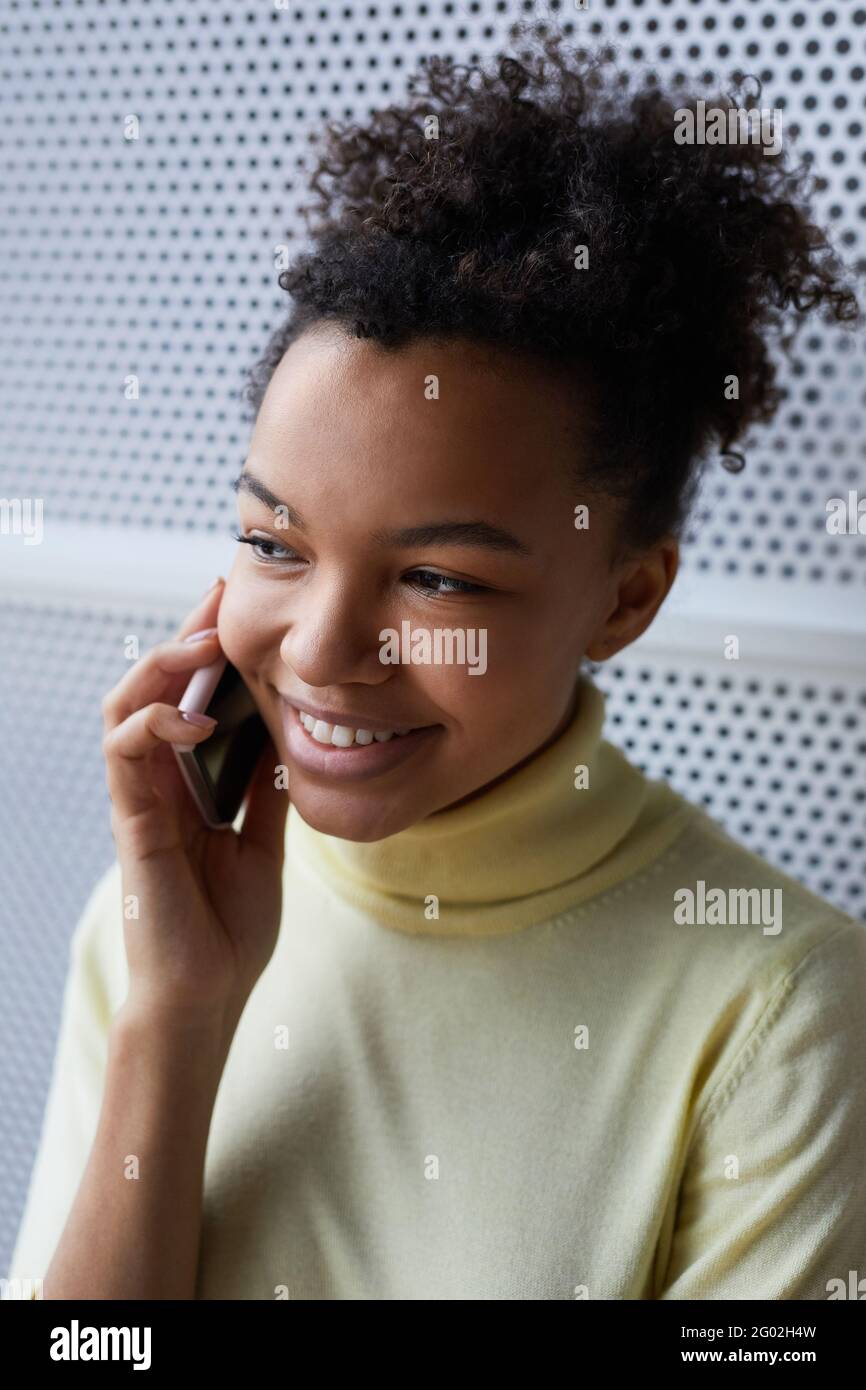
[32,576,289,1299]
[41,999,237,1300]
[657,919,866,1300]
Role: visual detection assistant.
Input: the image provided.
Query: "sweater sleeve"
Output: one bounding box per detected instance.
[658,919,866,1300]
[6,862,122,1297]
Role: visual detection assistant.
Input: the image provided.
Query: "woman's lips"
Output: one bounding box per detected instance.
[280,698,440,781]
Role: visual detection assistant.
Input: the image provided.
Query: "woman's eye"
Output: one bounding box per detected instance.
[406,569,486,597]
[232,533,484,595]
[232,529,302,564]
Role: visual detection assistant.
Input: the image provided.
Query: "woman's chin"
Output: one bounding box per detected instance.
[288,783,420,843]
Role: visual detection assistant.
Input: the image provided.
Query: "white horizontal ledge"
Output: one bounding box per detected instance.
[629,611,866,675]
[0,521,235,619]
[0,522,863,670]
[628,567,866,673]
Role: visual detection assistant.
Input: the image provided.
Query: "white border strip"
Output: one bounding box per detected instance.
[0,522,237,620]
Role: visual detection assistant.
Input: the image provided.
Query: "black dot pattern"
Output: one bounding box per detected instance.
[593,658,866,921]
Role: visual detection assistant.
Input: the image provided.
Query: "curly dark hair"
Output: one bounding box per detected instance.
[241,26,862,551]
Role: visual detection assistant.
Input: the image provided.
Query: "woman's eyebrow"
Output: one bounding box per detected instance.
[232,469,533,555]
[372,520,532,554]
[233,470,305,530]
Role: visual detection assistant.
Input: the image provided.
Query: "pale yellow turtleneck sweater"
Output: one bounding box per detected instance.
[8,677,866,1299]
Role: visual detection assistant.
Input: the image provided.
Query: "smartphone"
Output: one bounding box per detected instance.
[171,654,270,829]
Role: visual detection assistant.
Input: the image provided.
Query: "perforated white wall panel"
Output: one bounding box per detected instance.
[1,0,864,1279]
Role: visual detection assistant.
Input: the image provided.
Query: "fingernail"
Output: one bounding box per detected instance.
[180,711,218,728]
[203,576,224,597]
[184,626,218,644]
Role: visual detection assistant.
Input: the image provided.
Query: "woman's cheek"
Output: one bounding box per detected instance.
[216,575,267,676]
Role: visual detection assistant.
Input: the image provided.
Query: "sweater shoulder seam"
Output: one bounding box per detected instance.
[692,918,858,1139]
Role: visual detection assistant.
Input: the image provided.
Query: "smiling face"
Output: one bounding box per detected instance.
[218,322,677,841]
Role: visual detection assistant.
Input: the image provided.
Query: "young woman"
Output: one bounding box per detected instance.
[11,33,866,1300]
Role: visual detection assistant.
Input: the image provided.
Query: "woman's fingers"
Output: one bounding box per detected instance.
[103,701,218,820]
[101,629,221,732]
[102,580,226,733]
[100,579,230,832]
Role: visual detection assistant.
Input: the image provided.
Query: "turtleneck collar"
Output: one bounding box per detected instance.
[287,674,689,937]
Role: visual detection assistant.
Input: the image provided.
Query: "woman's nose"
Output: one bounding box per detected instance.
[277,587,390,689]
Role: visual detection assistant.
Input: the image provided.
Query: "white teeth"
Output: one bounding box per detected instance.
[297,708,410,747]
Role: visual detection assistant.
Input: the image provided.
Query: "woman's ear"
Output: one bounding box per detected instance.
[584,538,679,662]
